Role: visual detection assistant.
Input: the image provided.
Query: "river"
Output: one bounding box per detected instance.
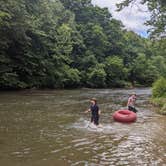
[0,88,165,166]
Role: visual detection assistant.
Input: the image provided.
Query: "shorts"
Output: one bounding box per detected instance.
[128,106,138,113]
[91,115,99,125]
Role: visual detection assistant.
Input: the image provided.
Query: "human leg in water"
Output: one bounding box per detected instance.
[94,115,99,125]
[128,106,138,113]
[91,116,94,123]
[90,115,99,125]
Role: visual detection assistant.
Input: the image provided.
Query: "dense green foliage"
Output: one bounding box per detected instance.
[152,77,166,98]
[152,77,166,115]
[0,0,165,89]
[151,97,166,115]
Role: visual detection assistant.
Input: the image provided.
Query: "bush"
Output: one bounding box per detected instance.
[86,64,106,88]
[151,98,166,115]
[151,98,166,107]
[63,67,81,88]
[152,77,166,98]
[105,56,128,87]
[131,54,159,86]
[160,103,166,115]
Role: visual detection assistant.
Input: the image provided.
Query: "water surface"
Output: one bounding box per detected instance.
[0,88,165,166]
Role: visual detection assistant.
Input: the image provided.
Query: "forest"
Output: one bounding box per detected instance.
[0,0,166,89]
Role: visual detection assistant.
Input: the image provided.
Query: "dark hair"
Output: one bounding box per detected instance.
[90,98,97,103]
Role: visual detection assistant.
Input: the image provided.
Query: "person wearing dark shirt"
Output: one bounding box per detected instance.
[85,98,101,126]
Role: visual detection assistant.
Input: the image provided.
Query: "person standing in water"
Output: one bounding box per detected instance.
[127,92,138,113]
[85,98,101,126]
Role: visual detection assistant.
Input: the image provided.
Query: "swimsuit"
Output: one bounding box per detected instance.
[128,96,137,113]
[90,104,99,125]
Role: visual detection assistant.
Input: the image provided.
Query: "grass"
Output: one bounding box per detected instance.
[151,97,166,115]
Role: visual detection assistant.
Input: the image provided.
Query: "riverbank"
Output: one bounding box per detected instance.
[0,84,150,91]
[151,97,166,115]
[151,77,166,115]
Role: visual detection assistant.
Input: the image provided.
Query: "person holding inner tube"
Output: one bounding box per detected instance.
[127,92,138,113]
[85,98,101,126]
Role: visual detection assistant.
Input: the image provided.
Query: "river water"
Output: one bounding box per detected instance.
[0,88,165,166]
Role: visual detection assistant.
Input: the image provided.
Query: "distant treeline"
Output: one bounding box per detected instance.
[0,0,166,89]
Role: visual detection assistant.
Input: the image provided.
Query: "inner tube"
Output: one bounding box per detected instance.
[113,110,137,123]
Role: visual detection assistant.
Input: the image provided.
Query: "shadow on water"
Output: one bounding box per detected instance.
[0,88,166,166]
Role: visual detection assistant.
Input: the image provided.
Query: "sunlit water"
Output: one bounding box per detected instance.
[0,88,165,166]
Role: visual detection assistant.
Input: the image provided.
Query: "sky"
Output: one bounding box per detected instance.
[91,0,151,38]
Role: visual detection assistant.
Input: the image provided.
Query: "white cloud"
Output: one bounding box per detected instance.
[91,0,151,37]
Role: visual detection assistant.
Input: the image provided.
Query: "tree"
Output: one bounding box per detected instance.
[152,56,166,77]
[61,66,81,88]
[130,53,159,86]
[117,0,166,37]
[0,0,164,89]
[80,23,109,62]
[0,0,79,89]
[0,0,31,88]
[105,56,128,87]
[86,64,106,88]
[152,77,166,97]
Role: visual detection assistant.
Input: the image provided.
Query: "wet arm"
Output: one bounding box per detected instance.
[127,98,130,106]
[84,108,91,113]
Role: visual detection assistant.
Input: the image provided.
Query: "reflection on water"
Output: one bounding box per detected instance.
[0,88,166,166]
